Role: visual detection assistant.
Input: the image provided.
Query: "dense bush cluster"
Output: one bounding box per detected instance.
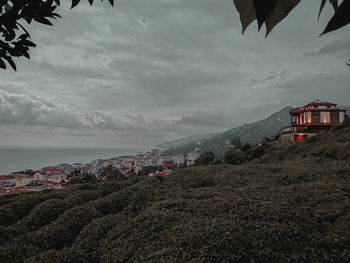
[0,161,349,262]
[138,165,164,176]
[194,151,215,166]
[224,140,267,165]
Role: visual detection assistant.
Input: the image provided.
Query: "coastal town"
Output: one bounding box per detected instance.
[0,149,200,195]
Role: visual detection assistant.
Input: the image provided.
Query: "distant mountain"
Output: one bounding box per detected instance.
[161,106,292,156]
[160,105,350,156]
[157,132,220,150]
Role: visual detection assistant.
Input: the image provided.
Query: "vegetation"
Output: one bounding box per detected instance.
[233,0,350,36]
[97,165,127,181]
[66,170,98,185]
[194,151,215,166]
[137,165,164,177]
[162,106,291,156]
[1,119,350,262]
[0,0,113,70]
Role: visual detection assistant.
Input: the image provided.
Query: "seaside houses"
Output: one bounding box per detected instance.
[281,100,346,143]
[173,154,185,166]
[187,151,199,166]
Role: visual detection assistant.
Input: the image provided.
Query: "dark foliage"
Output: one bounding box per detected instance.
[224,149,247,165]
[0,0,113,70]
[234,0,350,36]
[66,170,98,185]
[194,151,215,166]
[138,165,164,176]
[97,165,126,181]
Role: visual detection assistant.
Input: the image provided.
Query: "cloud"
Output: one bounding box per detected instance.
[304,40,350,57]
[0,91,79,128]
[0,0,349,147]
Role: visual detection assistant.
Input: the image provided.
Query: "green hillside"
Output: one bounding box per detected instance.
[162,106,292,156]
[1,119,350,262]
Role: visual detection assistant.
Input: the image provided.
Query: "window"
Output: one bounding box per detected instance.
[312,112,320,123]
[330,111,339,122]
[327,105,331,108]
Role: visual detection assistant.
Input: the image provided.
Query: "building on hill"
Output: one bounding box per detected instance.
[281,100,346,142]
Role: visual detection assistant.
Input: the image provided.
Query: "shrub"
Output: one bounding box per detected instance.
[98,165,126,181]
[194,151,215,166]
[251,147,265,159]
[67,170,98,185]
[224,150,247,165]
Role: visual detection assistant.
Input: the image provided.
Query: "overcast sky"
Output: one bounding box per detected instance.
[0,0,349,147]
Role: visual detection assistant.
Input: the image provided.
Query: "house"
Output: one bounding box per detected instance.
[281,100,346,143]
[34,173,48,181]
[173,154,185,166]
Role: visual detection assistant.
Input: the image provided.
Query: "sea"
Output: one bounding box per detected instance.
[0,145,149,175]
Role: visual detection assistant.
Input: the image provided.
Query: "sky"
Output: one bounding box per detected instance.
[0,0,349,147]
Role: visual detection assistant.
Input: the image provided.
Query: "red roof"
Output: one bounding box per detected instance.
[36,180,57,185]
[291,108,302,114]
[306,101,336,106]
[0,176,13,180]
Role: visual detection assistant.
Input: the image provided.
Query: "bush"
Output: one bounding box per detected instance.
[251,147,265,159]
[98,165,126,181]
[67,170,98,185]
[194,151,215,166]
[224,150,247,165]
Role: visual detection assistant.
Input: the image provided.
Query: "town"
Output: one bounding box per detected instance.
[0,149,200,195]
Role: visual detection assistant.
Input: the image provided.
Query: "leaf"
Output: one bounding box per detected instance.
[22,51,30,60]
[252,0,278,30]
[71,0,80,9]
[318,0,338,21]
[318,0,327,21]
[34,17,53,26]
[265,0,301,36]
[4,56,16,71]
[329,0,339,11]
[321,0,350,35]
[233,0,256,34]
[0,58,6,69]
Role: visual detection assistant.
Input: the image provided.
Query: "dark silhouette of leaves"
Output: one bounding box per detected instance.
[0,0,113,71]
[252,0,278,30]
[234,0,349,36]
[321,0,350,35]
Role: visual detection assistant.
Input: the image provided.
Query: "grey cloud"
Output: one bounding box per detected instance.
[0,92,79,128]
[0,0,349,147]
[304,40,350,57]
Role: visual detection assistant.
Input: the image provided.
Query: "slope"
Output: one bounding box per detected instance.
[0,119,350,262]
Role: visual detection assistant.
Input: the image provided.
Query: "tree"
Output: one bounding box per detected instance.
[0,0,113,71]
[97,165,126,181]
[66,169,98,184]
[1,0,349,71]
[233,0,350,36]
[224,149,247,165]
[194,151,215,166]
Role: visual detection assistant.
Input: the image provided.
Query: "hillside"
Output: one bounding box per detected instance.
[1,120,350,262]
[162,106,292,156]
[156,132,219,151]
